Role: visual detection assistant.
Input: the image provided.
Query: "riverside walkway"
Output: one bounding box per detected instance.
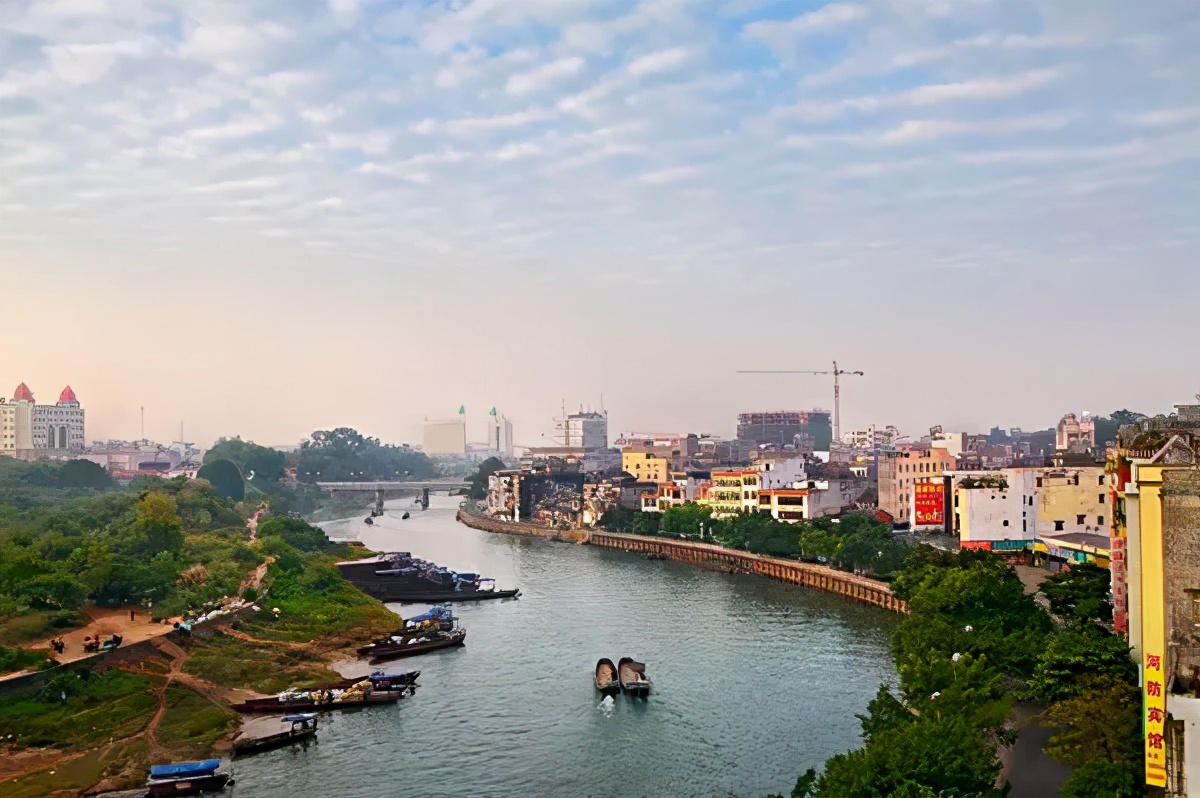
[456,506,907,614]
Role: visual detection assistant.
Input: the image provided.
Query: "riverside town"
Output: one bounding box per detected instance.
[3,2,1197,796]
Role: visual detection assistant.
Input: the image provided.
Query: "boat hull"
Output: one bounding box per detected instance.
[618,657,651,697]
[233,727,316,757]
[147,773,231,796]
[233,691,404,714]
[352,586,520,603]
[367,631,467,663]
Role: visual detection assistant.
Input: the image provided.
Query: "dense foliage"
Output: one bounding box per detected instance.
[777,546,1144,798]
[203,437,286,483]
[297,427,434,483]
[605,502,908,575]
[195,459,246,502]
[468,457,507,500]
[1041,563,1113,625]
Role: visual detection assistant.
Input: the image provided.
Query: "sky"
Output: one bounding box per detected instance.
[1,0,1198,449]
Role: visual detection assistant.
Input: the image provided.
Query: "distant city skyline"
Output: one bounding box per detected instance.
[2,1,1197,447]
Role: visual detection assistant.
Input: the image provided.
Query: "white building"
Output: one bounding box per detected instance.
[953,470,1037,544]
[930,430,967,459]
[32,386,86,451]
[0,396,32,456]
[423,418,467,455]
[564,410,607,451]
[489,410,514,457]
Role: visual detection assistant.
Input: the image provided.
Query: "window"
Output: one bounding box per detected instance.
[1099,494,1106,504]
[1002,520,1009,527]
[1023,520,1027,532]
[1098,475,1105,486]
[1054,520,1065,531]
[1036,477,1043,487]
[1076,514,1086,526]
[1192,592,1200,626]
[1029,496,1034,506]
[1098,516,1105,527]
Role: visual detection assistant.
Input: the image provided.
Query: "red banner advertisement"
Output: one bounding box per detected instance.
[913,481,944,526]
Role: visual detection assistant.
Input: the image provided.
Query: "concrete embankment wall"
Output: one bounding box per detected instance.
[456,508,907,614]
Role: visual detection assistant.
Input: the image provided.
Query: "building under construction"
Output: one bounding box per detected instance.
[736,410,833,451]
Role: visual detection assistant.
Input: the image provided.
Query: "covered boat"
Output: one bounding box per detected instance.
[321,669,420,691]
[618,657,651,697]
[147,760,231,796]
[335,553,519,602]
[594,658,620,696]
[233,680,408,713]
[367,628,467,664]
[233,714,318,757]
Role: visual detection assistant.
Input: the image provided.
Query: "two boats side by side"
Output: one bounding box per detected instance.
[335,552,519,603]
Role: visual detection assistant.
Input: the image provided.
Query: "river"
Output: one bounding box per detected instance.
[229,497,898,798]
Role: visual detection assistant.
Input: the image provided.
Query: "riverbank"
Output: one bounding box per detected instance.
[455,506,907,613]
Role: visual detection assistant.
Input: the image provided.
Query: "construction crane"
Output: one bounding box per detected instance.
[737,361,864,444]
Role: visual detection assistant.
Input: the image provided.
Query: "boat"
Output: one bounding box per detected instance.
[233,714,318,757]
[367,628,467,664]
[618,657,651,697]
[594,658,620,696]
[401,512,410,520]
[364,517,374,525]
[335,553,520,603]
[146,760,232,796]
[357,606,458,656]
[320,669,420,691]
[232,681,409,713]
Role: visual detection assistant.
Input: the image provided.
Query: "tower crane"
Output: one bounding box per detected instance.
[737,361,864,445]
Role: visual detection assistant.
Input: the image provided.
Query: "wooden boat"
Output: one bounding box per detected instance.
[594,658,620,696]
[319,669,420,691]
[618,657,651,697]
[367,629,466,664]
[233,714,318,756]
[146,760,232,796]
[233,686,406,713]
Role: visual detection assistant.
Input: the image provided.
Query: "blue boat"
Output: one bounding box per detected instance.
[149,760,220,780]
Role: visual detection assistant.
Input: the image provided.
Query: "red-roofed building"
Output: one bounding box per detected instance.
[12,382,34,403]
[2,382,86,455]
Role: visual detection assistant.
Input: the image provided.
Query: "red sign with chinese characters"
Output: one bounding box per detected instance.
[913,481,944,527]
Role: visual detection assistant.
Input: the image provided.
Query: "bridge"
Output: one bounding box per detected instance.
[315,480,471,514]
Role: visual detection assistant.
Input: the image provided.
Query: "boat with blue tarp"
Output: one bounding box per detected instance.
[146,759,232,795]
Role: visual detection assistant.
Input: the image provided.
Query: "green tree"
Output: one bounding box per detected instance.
[130,492,186,557]
[1042,675,1141,770]
[257,516,332,553]
[204,437,286,484]
[468,457,506,500]
[1058,761,1140,798]
[195,460,246,502]
[660,503,712,538]
[1041,563,1112,624]
[1028,628,1136,703]
[297,427,433,483]
[57,459,116,490]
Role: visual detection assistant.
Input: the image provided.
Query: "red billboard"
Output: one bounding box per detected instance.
[913,481,945,527]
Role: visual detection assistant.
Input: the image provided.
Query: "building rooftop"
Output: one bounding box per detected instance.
[58,385,78,404]
[1042,532,1110,550]
[12,383,34,402]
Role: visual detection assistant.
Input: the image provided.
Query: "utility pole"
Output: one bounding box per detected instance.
[737,361,865,444]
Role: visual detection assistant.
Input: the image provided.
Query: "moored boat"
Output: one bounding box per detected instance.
[335,553,519,603]
[233,681,408,713]
[618,657,651,697]
[594,658,620,696]
[367,628,467,664]
[357,607,458,656]
[233,714,318,757]
[320,669,420,691]
[146,760,232,796]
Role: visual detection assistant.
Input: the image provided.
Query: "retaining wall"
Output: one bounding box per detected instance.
[457,507,907,614]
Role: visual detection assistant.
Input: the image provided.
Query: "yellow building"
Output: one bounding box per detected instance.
[701,470,760,518]
[1119,408,1200,796]
[1035,465,1107,537]
[621,450,670,484]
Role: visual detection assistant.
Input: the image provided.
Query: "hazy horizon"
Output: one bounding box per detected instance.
[3,0,1198,448]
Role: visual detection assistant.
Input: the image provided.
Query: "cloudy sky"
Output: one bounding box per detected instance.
[2,0,1198,448]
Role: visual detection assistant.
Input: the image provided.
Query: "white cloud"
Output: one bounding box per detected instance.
[494,142,542,160]
[627,47,689,76]
[191,177,282,193]
[42,40,156,85]
[904,69,1060,105]
[327,131,391,155]
[639,166,697,184]
[185,116,282,141]
[878,113,1074,143]
[744,3,865,49]
[1120,107,1200,127]
[506,57,585,94]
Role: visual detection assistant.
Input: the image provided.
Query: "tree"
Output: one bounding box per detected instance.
[469,457,506,500]
[196,460,246,502]
[1058,761,1140,798]
[1027,627,1136,703]
[130,492,185,557]
[257,515,333,553]
[204,437,286,483]
[660,503,713,538]
[297,427,433,483]
[1042,675,1141,770]
[1041,563,1112,624]
[58,459,116,490]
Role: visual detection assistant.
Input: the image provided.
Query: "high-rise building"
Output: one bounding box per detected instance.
[564,411,607,451]
[737,410,832,451]
[489,409,514,457]
[1056,412,1096,453]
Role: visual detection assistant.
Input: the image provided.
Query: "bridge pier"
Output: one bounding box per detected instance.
[374,489,385,516]
[421,488,430,510]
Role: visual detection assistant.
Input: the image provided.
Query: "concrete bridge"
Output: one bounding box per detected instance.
[315,480,471,514]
